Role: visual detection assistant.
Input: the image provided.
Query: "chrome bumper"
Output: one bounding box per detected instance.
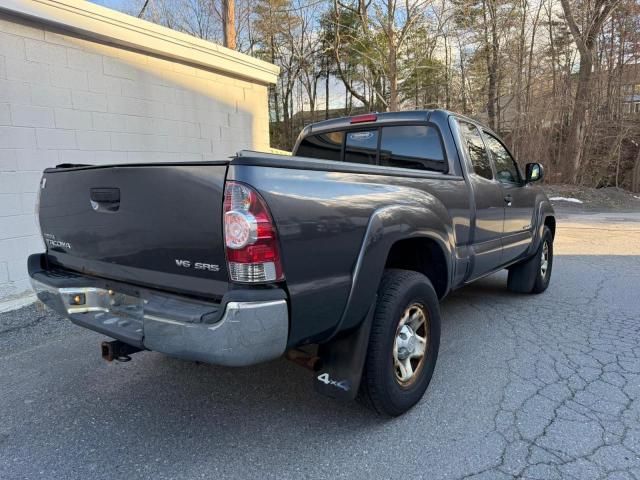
[30,275,288,367]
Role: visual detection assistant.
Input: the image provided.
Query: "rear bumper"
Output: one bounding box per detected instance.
[28,255,289,367]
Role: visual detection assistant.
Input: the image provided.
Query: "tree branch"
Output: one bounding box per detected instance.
[559,0,588,57]
[138,0,151,18]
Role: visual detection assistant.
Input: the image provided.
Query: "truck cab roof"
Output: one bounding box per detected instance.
[304,110,433,134]
[300,109,490,137]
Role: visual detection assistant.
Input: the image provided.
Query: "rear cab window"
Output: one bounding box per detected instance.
[296,131,344,161]
[296,123,448,173]
[345,130,378,165]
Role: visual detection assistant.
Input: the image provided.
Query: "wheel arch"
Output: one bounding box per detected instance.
[328,204,454,339]
[544,215,556,239]
[384,237,448,300]
[527,197,555,255]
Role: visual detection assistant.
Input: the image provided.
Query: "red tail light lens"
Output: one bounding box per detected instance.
[223,181,284,283]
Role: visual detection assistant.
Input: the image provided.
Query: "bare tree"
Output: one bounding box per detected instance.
[118,0,640,187]
[297,19,324,119]
[559,0,621,182]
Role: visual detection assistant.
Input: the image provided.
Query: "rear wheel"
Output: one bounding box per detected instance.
[359,269,440,416]
[507,226,553,294]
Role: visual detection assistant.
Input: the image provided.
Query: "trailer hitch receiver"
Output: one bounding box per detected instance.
[101,340,142,362]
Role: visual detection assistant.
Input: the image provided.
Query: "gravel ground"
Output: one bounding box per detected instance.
[543,185,640,213]
[1,210,639,480]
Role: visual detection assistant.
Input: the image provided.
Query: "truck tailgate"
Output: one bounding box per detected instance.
[38,163,230,299]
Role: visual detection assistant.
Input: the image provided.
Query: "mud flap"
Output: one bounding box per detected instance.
[507,249,539,293]
[314,298,376,401]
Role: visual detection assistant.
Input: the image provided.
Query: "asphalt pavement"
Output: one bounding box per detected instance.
[1,209,639,480]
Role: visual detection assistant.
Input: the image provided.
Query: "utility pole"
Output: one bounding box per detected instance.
[223,0,237,49]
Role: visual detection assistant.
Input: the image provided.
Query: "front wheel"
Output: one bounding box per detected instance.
[359,269,441,417]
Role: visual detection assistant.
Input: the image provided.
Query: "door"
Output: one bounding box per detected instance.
[482,132,536,263]
[455,119,504,280]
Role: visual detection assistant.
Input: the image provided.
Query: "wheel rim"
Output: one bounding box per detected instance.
[393,303,428,387]
[540,241,549,278]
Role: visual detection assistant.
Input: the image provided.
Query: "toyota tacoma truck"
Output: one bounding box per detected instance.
[29,109,555,416]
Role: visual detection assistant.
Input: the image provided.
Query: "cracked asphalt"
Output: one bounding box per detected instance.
[1,210,639,480]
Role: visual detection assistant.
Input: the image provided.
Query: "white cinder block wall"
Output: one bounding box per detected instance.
[0,1,278,302]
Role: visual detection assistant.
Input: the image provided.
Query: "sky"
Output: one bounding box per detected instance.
[91,0,133,12]
[88,0,347,110]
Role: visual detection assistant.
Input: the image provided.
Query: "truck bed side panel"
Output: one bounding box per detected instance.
[230,163,472,346]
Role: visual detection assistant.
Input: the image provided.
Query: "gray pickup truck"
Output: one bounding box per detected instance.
[29,109,555,416]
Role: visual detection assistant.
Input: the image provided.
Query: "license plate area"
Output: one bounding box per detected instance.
[59,287,143,318]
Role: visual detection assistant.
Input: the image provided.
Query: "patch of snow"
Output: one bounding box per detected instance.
[549,196,584,204]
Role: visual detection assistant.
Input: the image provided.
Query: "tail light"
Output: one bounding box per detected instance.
[223,181,284,283]
[350,113,377,124]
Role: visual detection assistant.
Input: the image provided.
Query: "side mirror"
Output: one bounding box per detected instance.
[525,163,544,183]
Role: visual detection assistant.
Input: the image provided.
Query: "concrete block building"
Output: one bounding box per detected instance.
[0,0,279,304]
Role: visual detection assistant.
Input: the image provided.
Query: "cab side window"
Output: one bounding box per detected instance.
[378,125,446,172]
[457,120,492,179]
[483,133,521,184]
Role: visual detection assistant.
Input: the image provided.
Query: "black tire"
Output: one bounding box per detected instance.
[359,269,441,417]
[507,226,553,294]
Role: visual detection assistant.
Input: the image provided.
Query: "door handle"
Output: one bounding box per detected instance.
[90,188,120,212]
[504,194,512,206]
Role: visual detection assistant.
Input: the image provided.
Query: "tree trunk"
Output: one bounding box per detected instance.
[222,0,236,49]
[525,0,543,113]
[444,35,450,109]
[486,59,497,130]
[615,17,625,118]
[387,0,398,112]
[458,37,468,114]
[515,0,527,133]
[558,0,620,183]
[325,58,330,120]
[270,38,280,125]
[482,0,497,130]
[632,147,640,193]
[309,97,315,122]
[388,43,398,111]
[546,1,557,98]
[332,0,370,110]
[344,84,349,114]
[289,91,295,145]
[565,52,593,183]
[490,2,499,131]
[282,89,290,149]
